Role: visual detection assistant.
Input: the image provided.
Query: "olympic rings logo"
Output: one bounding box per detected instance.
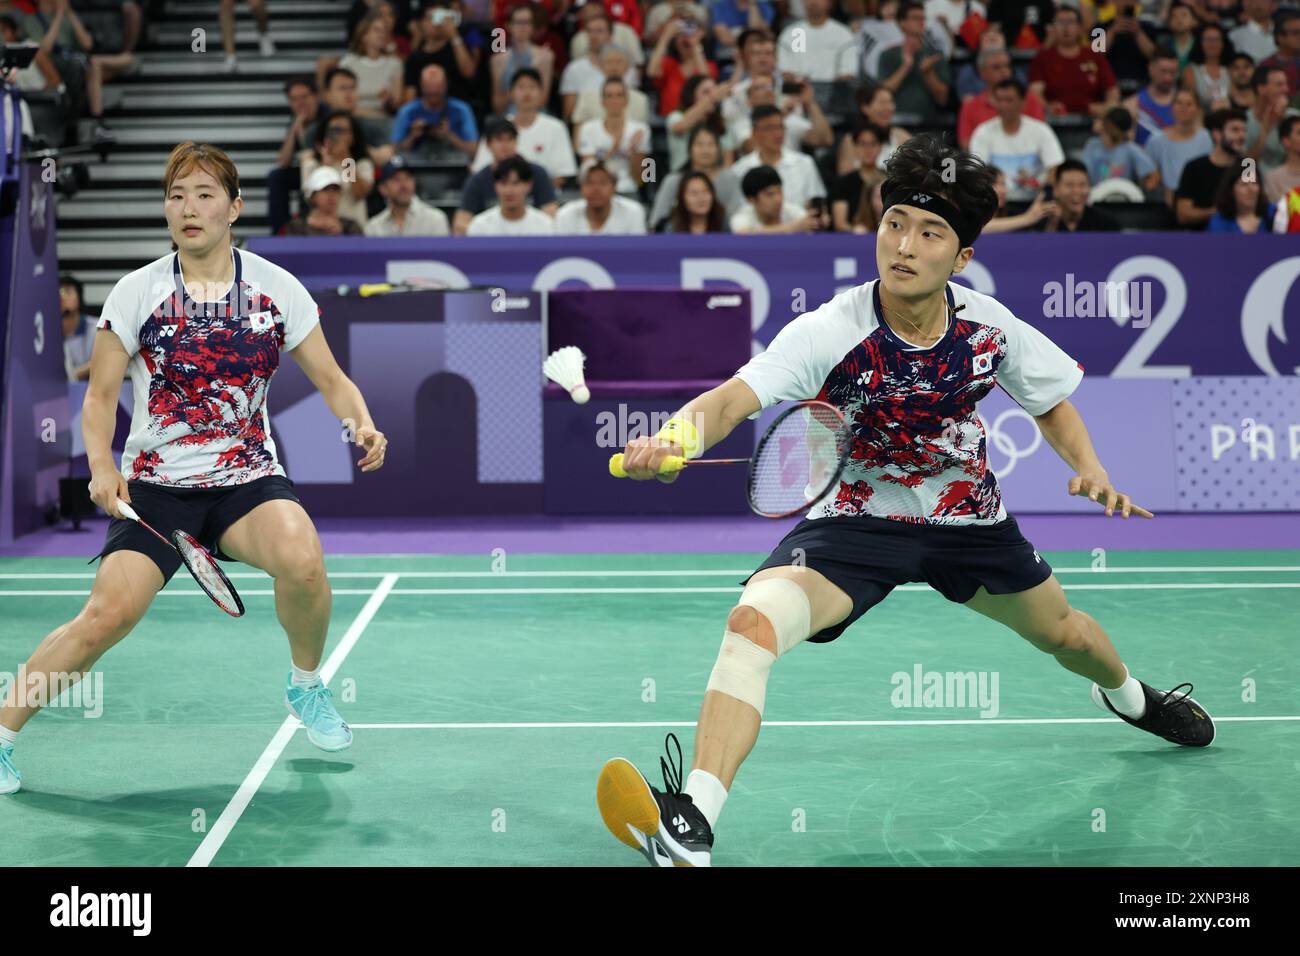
[981,407,1043,478]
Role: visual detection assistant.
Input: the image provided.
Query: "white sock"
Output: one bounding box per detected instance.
[684,769,728,829]
[291,664,321,689]
[1101,666,1147,719]
[0,724,17,748]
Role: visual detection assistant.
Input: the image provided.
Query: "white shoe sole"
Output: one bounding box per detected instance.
[597,757,711,867]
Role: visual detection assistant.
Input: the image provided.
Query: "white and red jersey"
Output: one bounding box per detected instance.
[735,280,1084,525]
[96,247,322,488]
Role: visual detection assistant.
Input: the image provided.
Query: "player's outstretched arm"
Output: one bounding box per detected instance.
[289,325,388,473]
[84,330,131,517]
[619,378,761,482]
[1034,399,1154,519]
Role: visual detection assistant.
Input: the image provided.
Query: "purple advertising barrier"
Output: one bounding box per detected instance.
[0,162,65,544]
[978,378,1179,513]
[246,234,1300,377]
[1172,377,1300,511]
[268,287,545,516]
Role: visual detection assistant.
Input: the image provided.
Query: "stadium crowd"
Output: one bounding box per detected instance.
[265,0,1300,237]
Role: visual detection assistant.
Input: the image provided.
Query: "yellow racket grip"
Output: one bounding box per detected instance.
[608,453,687,478]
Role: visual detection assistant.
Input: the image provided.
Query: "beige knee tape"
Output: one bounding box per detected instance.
[705,578,813,715]
[737,577,813,656]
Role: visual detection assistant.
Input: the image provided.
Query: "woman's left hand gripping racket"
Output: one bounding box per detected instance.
[115,502,246,617]
[608,400,855,519]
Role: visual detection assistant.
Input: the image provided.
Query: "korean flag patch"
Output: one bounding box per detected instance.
[247,311,274,332]
[973,352,993,376]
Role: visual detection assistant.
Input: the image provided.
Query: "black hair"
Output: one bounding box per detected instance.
[1205,107,1247,136]
[0,15,22,35]
[510,67,543,89]
[59,274,84,305]
[1213,164,1268,221]
[741,164,782,199]
[1228,52,1256,69]
[324,66,358,89]
[854,121,890,144]
[670,170,726,233]
[1280,114,1300,141]
[1057,158,1090,182]
[493,154,534,183]
[313,110,370,162]
[680,75,726,140]
[681,124,723,172]
[1276,11,1300,39]
[991,78,1026,98]
[484,115,519,140]
[1251,64,1288,91]
[880,134,999,244]
[1103,106,1133,133]
[737,28,774,52]
[897,0,924,18]
[1189,22,1233,66]
[750,103,783,126]
[284,74,317,97]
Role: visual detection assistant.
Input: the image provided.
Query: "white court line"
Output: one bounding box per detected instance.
[2,565,1300,580]
[186,573,399,868]
[5,583,1300,598]
[346,716,1300,729]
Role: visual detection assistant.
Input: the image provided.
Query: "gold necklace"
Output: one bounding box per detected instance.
[883,303,946,346]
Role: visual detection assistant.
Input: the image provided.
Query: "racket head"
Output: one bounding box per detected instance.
[746,400,853,519]
[171,530,245,617]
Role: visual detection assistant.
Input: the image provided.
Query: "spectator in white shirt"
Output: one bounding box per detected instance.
[365,155,451,235]
[555,159,649,234]
[575,77,650,194]
[730,164,826,232]
[730,72,834,153]
[470,67,577,184]
[777,0,857,83]
[571,45,651,125]
[1229,0,1279,64]
[721,28,781,129]
[731,103,828,207]
[560,10,638,120]
[967,78,1066,202]
[925,0,986,47]
[466,156,558,235]
[571,1,646,68]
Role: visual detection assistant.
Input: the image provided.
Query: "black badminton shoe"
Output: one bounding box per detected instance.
[597,733,713,867]
[1091,680,1215,747]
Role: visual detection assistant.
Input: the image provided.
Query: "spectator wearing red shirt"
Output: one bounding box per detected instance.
[958,46,1045,147]
[1028,5,1119,118]
[1260,12,1300,101]
[600,0,642,35]
[648,16,718,115]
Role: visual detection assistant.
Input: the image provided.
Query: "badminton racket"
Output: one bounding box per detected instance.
[608,400,854,519]
[115,502,245,617]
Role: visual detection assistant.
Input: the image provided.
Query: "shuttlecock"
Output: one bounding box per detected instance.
[543,345,590,404]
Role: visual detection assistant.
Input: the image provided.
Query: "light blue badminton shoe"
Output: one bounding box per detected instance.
[0,744,20,795]
[285,676,353,752]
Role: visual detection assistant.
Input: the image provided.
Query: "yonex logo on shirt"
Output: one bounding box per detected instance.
[159,325,178,337]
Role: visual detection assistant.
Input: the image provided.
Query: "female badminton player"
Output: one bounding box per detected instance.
[0,141,386,795]
[596,135,1215,867]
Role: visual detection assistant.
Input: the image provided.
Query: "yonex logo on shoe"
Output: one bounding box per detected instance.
[673,814,690,834]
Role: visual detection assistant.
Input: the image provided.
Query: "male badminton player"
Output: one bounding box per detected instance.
[0,141,386,795]
[597,135,1214,867]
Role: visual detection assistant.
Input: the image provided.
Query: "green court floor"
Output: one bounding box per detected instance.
[1,549,1297,866]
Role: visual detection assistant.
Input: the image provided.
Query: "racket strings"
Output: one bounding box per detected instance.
[749,403,852,517]
[173,531,241,614]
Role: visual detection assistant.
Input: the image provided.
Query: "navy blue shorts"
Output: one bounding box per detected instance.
[94,475,301,582]
[743,514,1053,644]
